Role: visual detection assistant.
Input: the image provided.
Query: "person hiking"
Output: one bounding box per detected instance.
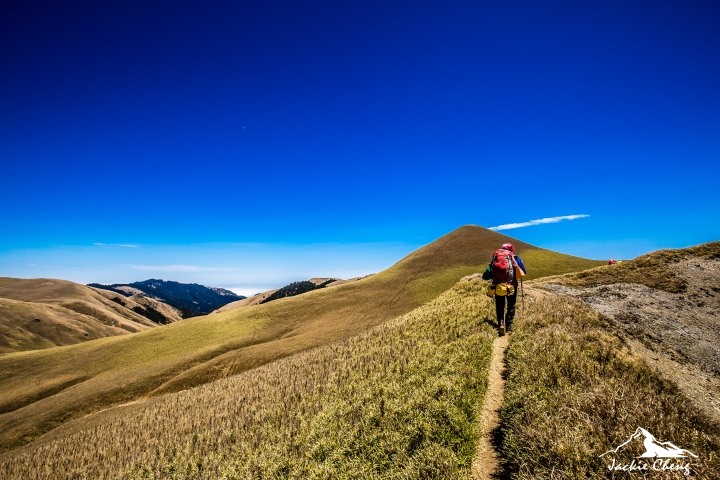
[483,243,527,335]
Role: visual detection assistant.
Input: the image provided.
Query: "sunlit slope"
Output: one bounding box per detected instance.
[0,278,157,330]
[0,278,159,353]
[0,297,132,353]
[0,279,497,479]
[0,225,601,451]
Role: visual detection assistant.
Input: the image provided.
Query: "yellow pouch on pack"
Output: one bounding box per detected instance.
[486,284,496,297]
[495,283,515,296]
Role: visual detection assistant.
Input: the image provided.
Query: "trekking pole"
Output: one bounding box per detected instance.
[521,278,525,312]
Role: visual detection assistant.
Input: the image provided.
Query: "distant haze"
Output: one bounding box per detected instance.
[0,242,420,291]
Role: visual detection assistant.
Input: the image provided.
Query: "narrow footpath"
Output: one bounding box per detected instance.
[471,333,508,479]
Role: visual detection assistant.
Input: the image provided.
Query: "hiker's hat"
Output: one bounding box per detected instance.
[502,243,514,252]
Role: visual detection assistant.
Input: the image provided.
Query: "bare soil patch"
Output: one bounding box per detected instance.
[542,257,720,423]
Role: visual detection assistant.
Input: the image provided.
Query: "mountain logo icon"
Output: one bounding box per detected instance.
[600,427,698,459]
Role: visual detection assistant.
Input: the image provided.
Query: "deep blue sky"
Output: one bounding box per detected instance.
[1,0,719,291]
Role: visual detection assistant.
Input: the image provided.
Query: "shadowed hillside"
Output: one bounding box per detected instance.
[0,225,601,451]
[89,279,244,316]
[92,288,185,325]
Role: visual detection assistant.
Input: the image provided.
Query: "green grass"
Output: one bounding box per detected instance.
[7,303,32,313]
[500,294,720,479]
[408,264,481,304]
[1,280,497,479]
[520,249,604,280]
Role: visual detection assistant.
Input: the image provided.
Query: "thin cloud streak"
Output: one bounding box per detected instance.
[124,264,232,272]
[94,243,140,248]
[489,214,590,231]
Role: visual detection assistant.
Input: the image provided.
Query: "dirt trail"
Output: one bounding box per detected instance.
[472,333,508,479]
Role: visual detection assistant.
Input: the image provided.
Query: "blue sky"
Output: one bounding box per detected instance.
[1,0,719,293]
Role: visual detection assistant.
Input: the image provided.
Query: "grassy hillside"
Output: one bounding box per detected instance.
[500,293,720,478]
[92,288,185,324]
[533,240,720,293]
[0,297,132,353]
[0,279,497,479]
[0,278,163,353]
[0,225,600,451]
[212,288,280,311]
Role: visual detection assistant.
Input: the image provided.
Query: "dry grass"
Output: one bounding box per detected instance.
[0,225,599,452]
[0,280,497,479]
[536,241,720,294]
[0,298,126,353]
[519,249,604,281]
[0,277,159,353]
[500,293,720,479]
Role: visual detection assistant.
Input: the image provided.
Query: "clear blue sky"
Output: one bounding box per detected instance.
[1,0,719,292]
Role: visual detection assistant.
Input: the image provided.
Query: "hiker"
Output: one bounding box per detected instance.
[608,259,617,265]
[483,243,526,334]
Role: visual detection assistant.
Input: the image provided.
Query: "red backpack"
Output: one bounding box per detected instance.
[491,248,515,283]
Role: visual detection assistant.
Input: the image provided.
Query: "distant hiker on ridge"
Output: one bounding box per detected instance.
[483,243,526,335]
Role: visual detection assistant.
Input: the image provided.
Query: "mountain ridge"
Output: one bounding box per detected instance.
[89,279,244,316]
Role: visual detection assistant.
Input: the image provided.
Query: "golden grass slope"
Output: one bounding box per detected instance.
[500,292,720,478]
[0,225,601,452]
[212,288,280,311]
[0,297,131,353]
[92,288,185,324]
[533,241,720,293]
[0,278,497,479]
[0,278,160,353]
[0,277,158,331]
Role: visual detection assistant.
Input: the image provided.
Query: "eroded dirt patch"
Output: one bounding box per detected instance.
[542,257,720,423]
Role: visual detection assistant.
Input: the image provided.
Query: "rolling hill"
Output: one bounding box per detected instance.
[0,276,499,479]
[4,242,719,478]
[0,225,603,452]
[0,278,176,353]
[89,279,244,316]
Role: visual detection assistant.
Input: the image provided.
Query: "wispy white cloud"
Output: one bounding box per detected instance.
[94,243,140,248]
[489,214,590,231]
[124,264,231,272]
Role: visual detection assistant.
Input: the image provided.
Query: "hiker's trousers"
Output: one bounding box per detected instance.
[495,289,517,328]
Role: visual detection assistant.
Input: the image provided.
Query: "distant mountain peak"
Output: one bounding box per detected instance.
[89,279,245,316]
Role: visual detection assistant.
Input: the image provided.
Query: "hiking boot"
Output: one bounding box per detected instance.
[499,325,505,335]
